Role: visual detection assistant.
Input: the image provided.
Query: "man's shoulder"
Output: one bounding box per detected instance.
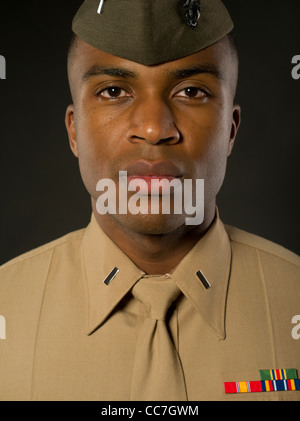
[0,228,87,327]
[1,228,86,273]
[225,224,300,268]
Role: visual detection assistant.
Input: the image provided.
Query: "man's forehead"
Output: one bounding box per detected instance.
[72,0,233,66]
[75,39,229,84]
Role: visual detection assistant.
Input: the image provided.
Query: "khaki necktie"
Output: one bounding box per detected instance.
[130,276,187,401]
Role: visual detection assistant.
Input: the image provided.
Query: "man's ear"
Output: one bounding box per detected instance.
[65,104,78,158]
[227,104,241,157]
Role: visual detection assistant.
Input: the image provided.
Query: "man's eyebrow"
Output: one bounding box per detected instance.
[82,65,138,82]
[171,64,224,80]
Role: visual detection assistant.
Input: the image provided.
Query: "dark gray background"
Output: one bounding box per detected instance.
[0,0,299,265]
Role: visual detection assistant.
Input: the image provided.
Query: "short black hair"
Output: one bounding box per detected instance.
[67,32,79,66]
[226,30,239,62]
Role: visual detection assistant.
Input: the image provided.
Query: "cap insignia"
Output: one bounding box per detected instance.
[182,0,202,29]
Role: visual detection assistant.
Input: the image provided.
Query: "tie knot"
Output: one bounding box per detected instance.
[132,276,181,320]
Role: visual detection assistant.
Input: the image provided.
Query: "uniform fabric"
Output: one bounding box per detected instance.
[0,212,299,401]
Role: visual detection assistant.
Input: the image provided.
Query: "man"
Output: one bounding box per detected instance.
[0,0,299,401]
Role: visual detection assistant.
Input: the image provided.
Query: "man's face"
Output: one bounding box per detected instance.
[66,37,240,235]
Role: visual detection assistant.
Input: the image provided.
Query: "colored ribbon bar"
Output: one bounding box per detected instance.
[224,379,300,394]
[259,369,298,381]
[224,369,299,394]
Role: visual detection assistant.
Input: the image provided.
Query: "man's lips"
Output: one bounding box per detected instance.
[128,175,176,182]
[123,160,183,179]
[121,160,183,195]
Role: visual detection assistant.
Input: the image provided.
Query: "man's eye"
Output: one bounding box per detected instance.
[175,87,206,98]
[98,87,129,98]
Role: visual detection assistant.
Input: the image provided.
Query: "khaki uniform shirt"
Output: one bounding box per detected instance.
[0,213,299,401]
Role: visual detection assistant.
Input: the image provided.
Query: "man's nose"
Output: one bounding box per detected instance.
[126,96,181,145]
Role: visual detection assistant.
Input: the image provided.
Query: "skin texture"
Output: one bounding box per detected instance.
[65,37,241,274]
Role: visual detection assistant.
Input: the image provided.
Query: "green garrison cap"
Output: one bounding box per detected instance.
[72,0,233,65]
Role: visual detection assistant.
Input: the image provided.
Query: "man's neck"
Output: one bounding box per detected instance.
[91,201,216,275]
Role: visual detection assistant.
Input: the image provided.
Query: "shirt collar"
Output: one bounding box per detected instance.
[81,215,144,335]
[171,211,231,339]
[82,211,231,338]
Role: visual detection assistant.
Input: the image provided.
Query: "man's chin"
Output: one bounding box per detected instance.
[112,213,188,236]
